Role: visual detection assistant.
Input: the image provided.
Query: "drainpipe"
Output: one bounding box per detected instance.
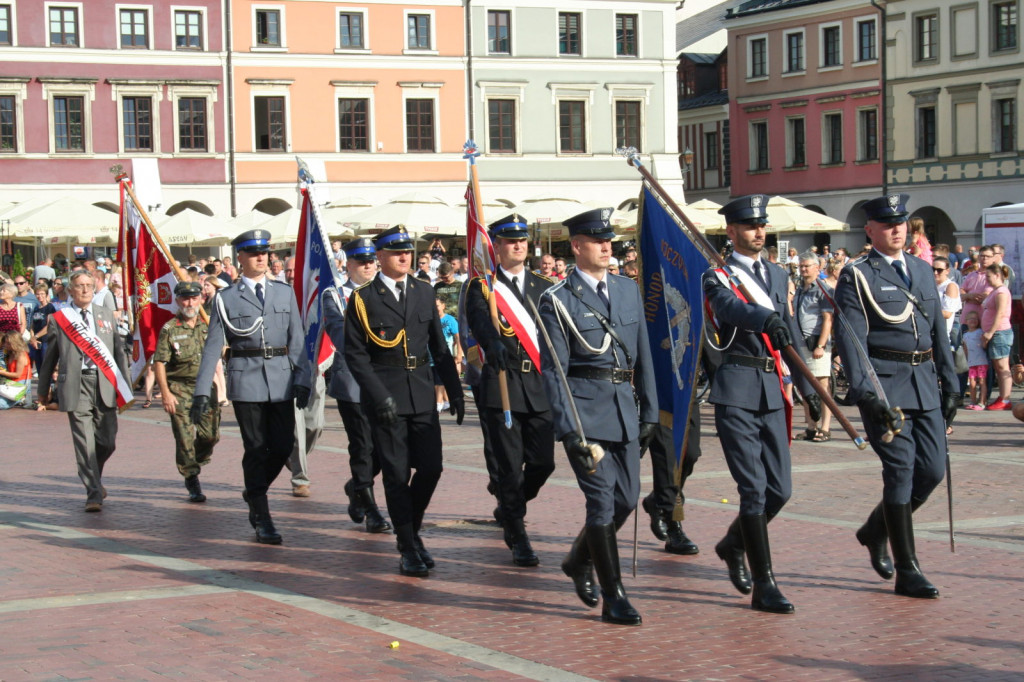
[464,0,475,141]
[224,0,237,216]
[870,0,887,195]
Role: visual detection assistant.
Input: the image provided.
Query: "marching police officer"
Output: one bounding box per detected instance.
[466,213,556,567]
[192,229,311,544]
[343,225,464,577]
[154,281,220,503]
[323,237,391,534]
[702,195,798,614]
[538,208,658,626]
[834,193,958,599]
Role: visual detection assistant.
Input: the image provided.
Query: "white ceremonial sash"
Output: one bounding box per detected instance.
[55,307,134,407]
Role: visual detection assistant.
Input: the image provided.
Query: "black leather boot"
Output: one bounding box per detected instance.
[344,480,366,523]
[715,516,752,594]
[357,488,392,534]
[883,503,939,599]
[856,502,894,579]
[665,521,699,555]
[642,495,668,541]
[184,475,206,503]
[587,524,641,625]
[740,514,794,614]
[241,490,256,529]
[250,495,283,545]
[561,527,599,608]
[507,517,540,567]
[395,523,429,577]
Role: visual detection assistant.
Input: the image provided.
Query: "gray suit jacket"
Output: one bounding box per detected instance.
[37,303,128,412]
[195,277,310,403]
[325,281,360,403]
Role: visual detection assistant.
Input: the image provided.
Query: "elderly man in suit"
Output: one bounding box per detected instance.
[538,208,658,626]
[38,270,131,512]
[323,237,391,534]
[344,226,464,577]
[466,213,557,567]
[702,194,799,614]
[191,229,311,545]
[835,193,959,599]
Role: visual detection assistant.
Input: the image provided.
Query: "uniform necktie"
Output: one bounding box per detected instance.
[753,260,770,293]
[395,280,405,306]
[255,282,265,306]
[511,275,520,297]
[892,260,911,288]
[80,308,95,369]
[597,280,610,312]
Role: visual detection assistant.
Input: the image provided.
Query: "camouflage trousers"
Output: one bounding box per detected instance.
[169,381,221,478]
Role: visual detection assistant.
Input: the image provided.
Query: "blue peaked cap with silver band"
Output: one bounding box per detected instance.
[232,228,272,253]
[372,225,415,251]
[563,207,615,240]
[342,237,376,261]
[863,193,910,224]
[488,213,529,240]
[718,194,770,225]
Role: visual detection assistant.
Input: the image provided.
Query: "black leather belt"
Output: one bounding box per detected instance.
[372,354,429,370]
[81,368,98,375]
[227,346,288,360]
[725,354,776,372]
[567,367,634,383]
[516,357,534,373]
[869,348,932,365]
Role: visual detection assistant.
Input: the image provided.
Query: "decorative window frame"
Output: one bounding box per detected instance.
[246,78,293,152]
[331,80,377,153]
[167,79,218,154]
[252,4,286,52]
[746,34,769,81]
[108,79,162,154]
[818,21,843,71]
[479,80,526,155]
[38,76,96,154]
[783,28,806,76]
[114,3,153,51]
[44,2,84,48]
[170,5,208,52]
[399,81,442,152]
[403,9,437,55]
[335,7,370,54]
[0,77,29,154]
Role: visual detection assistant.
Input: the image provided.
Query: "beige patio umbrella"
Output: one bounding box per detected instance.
[227,209,273,232]
[765,196,849,232]
[342,192,464,238]
[321,195,372,237]
[516,193,587,246]
[154,209,234,247]
[258,207,302,246]
[5,197,119,242]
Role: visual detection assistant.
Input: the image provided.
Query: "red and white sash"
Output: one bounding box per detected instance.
[55,307,134,407]
[491,280,541,372]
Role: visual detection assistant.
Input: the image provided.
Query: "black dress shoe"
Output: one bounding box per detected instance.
[364,506,392,534]
[413,534,435,569]
[642,496,668,541]
[399,549,429,577]
[250,495,282,545]
[751,578,796,614]
[241,490,257,530]
[664,522,699,555]
[508,518,539,567]
[344,480,366,523]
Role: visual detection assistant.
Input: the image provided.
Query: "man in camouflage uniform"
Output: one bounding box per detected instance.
[154,281,221,503]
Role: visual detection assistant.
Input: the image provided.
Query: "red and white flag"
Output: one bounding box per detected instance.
[117,181,177,384]
[293,185,339,386]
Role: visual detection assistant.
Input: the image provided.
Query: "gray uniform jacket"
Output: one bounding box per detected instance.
[194,278,310,403]
[538,269,658,442]
[833,251,958,410]
[325,281,360,403]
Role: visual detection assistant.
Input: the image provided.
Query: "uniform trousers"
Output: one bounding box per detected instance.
[368,409,443,529]
[168,380,220,478]
[470,384,499,495]
[68,372,118,504]
[336,400,381,491]
[861,406,946,505]
[481,405,555,521]
[233,400,296,496]
[289,373,326,486]
[567,438,640,527]
[646,413,701,516]
[715,404,791,516]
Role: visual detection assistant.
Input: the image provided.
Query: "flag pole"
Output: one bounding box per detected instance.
[617,147,866,451]
[115,173,135,335]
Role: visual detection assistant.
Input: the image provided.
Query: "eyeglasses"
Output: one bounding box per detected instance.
[932,267,946,273]
[14,280,27,285]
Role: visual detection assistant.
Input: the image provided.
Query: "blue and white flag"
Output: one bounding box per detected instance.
[294,185,341,387]
[638,185,706,468]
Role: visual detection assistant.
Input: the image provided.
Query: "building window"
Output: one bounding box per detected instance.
[407,14,430,50]
[256,9,281,46]
[859,108,878,160]
[122,97,152,151]
[615,100,641,151]
[994,1,1018,51]
[255,96,286,151]
[49,6,79,46]
[53,95,84,151]
[406,98,434,152]
[338,98,369,151]
[857,19,876,61]
[750,37,767,77]
[488,10,510,54]
[120,9,148,48]
[178,97,207,152]
[786,32,803,72]
[916,14,938,61]
[751,121,768,171]
[996,98,1016,152]
[559,12,580,55]
[0,5,12,46]
[824,112,843,163]
[917,106,936,157]
[339,12,363,49]
[559,100,586,153]
[616,14,637,56]
[704,131,719,169]
[175,10,203,50]
[679,62,696,99]
[788,117,805,167]
[487,99,516,153]
[822,25,841,66]
[0,95,15,152]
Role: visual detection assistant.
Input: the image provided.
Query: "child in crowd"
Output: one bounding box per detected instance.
[434,297,462,412]
[962,311,987,409]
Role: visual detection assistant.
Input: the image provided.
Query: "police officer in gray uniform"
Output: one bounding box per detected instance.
[702,195,798,614]
[834,193,959,599]
[323,238,391,534]
[192,229,311,545]
[538,208,658,626]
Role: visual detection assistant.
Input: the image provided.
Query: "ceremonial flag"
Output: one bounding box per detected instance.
[117,180,177,384]
[637,184,705,467]
[465,182,495,283]
[293,185,340,387]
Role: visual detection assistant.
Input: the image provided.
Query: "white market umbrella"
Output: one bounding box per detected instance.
[154,209,234,247]
[5,196,119,243]
[227,209,273,231]
[516,193,587,244]
[681,198,727,234]
[259,207,302,246]
[342,192,464,238]
[765,196,849,233]
[321,195,372,236]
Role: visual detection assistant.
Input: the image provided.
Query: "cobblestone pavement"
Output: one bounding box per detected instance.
[2,387,1023,680]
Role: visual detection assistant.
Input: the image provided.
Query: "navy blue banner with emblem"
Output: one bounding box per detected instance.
[638,185,706,467]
